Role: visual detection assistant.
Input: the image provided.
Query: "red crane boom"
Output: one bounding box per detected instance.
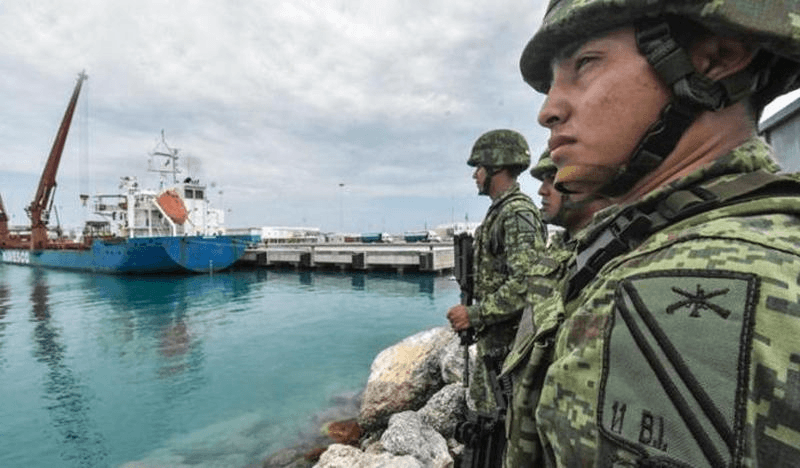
[27,71,87,250]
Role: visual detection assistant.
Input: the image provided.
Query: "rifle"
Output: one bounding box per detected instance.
[454,233,512,467]
[455,354,511,468]
[453,232,476,384]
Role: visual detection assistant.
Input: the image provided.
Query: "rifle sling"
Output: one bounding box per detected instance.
[565,170,800,301]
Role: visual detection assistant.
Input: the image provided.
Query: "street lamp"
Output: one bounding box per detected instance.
[338,183,345,232]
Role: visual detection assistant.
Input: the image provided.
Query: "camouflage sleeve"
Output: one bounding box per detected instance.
[578,212,800,467]
[467,204,546,330]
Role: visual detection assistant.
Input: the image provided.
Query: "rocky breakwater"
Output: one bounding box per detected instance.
[262,326,473,468]
[315,327,466,468]
[316,326,471,468]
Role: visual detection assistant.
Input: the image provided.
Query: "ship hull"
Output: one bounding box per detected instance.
[0,235,257,274]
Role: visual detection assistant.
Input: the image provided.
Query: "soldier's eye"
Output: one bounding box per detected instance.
[575,55,597,71]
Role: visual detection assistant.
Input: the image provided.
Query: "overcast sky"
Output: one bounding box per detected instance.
[1,1,797,234]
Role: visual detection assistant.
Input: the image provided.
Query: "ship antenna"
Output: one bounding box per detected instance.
[149,129,181,186]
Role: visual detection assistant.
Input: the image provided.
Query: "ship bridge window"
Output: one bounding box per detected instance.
[195,190,203,199]
[185,189,194,199]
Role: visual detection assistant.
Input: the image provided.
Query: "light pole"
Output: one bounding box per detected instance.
[338,183,345,232]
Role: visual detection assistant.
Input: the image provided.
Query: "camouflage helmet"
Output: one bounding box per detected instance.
[520,0,800,108]
[530,150,557,181]
[468,129,531,169]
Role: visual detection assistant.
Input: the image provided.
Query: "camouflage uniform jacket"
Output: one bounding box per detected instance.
[502,228,575,466]
[467,182,546,411]
[504,228,575,376]
[520,137,800,467]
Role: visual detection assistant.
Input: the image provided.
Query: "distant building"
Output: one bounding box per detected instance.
[225,226,262,237]
[433,222,481,239]
[324,232,361,243]
[260,226,323,244]
[760,96,800,172]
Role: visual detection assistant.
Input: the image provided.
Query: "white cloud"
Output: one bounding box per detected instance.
[8,1,795,234]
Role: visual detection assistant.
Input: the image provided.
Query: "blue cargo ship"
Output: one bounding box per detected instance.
[0,72,258,274]
[1,235,255,274]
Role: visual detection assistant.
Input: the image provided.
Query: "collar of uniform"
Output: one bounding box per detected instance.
[489,181,522,209]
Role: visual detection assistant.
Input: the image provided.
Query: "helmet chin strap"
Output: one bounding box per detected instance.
[552,191,603,228]
[598,101,696,197]
[546,192,569,226]
[480,165,500,195]
[589,19,755,198]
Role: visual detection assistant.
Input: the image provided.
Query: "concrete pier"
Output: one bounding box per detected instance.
[238,243,454,273]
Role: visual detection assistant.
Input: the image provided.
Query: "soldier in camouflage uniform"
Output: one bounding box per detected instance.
[503,151,612,466]
[532,150,611,241]
[531,151,564,231]
[447,129,547,414]
[503,1,800,466]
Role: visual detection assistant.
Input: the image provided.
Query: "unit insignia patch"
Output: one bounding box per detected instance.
[597,270,758,468]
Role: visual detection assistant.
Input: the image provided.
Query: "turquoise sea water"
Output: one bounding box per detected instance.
[0,264,459,467]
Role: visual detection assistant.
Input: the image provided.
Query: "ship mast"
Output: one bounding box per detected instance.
[27,71,87,250]
[149,129,181,187]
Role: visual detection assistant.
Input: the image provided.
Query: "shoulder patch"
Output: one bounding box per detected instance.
[597,270,758,468]
[514,210,543,234]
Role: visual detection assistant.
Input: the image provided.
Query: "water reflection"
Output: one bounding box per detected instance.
[352,273,365,290]
[85,273,250,313]
[255,269,444,299]
[84,274,213,385]
[159,319,191,358]
[299,270,313,286]
[28,268,108,467]
[0,265,457,467]
[82,269,446,385]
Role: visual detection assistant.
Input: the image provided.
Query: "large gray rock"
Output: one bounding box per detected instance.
[380,411,453,468]
[313,444,422,468]
[359,327,452,432]
[436,334,474,386]
[417,383,466,439]
[312,444,360,468]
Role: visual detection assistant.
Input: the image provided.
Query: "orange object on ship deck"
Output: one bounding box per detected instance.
[156,189,189,225]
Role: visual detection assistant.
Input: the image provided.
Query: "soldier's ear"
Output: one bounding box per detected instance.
[689,35,756,81]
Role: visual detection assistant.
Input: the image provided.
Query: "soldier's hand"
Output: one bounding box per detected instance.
[447,304,471,331]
